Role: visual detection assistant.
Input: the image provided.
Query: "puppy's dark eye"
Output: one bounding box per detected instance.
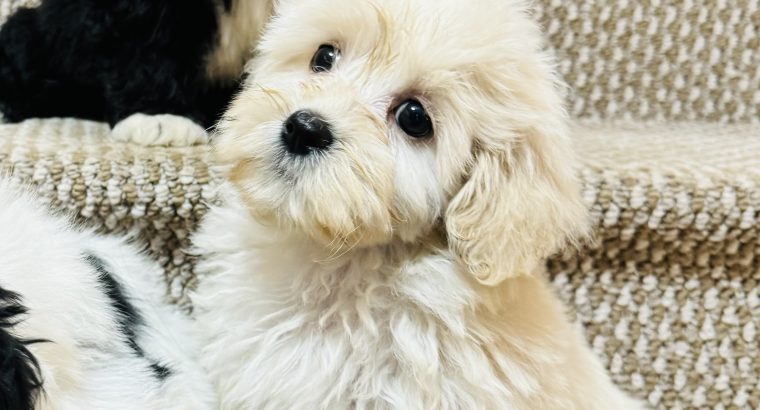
[310,44,339,72]
[394,100,433,138]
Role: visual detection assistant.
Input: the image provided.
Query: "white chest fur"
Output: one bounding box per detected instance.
[191,193,637,410]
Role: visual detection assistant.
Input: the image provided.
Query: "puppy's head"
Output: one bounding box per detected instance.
[216,0,588,284]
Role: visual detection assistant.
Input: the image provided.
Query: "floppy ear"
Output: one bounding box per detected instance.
[445,71,589,286]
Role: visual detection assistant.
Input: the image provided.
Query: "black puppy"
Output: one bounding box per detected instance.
[0,0,271,142]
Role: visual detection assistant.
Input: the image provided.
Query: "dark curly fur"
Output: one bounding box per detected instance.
[0,0,240,128]
[0,287,44,410]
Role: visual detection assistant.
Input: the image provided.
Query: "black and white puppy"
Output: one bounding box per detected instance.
[0,182,215,409]
[0,0,272,145]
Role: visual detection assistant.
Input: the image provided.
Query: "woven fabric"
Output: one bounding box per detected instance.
[558,120,760,409]
[1,118,758,409]
[0,119,218,306]
[4,0,760,123]
[534,0,760,123]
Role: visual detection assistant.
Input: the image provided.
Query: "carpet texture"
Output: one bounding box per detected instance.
[1,0,759,409]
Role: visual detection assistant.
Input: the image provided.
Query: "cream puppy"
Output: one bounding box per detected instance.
[192,0,642,408]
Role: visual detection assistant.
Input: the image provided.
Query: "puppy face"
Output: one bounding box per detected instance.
[216,0,588,283]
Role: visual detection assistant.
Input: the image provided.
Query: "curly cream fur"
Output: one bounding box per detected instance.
[193,0,641,408]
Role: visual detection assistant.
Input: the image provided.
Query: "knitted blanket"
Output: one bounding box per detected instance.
[2,0,760,408]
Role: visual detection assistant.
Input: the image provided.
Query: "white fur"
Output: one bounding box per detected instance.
[111,113,209,147]
[193,188,641,409]
[193,0,643,408]
[0,182,215,409]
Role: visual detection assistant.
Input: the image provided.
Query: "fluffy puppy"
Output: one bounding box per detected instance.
[0,0,273,145]
[0,183,215,409]
[192,0,642,408]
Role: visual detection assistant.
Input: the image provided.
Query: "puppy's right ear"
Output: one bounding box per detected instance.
[444,68,589,286]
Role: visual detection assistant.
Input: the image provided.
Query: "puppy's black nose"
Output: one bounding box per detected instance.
[281,110,333,155]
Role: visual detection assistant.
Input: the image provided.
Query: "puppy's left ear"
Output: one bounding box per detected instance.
[445,67,589,286]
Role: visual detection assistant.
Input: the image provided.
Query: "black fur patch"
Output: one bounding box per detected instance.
[0,287,44,410]
[0,0,241,128]
[86,254,143,355]
[150,363,172,380]
[84,253,173,381]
